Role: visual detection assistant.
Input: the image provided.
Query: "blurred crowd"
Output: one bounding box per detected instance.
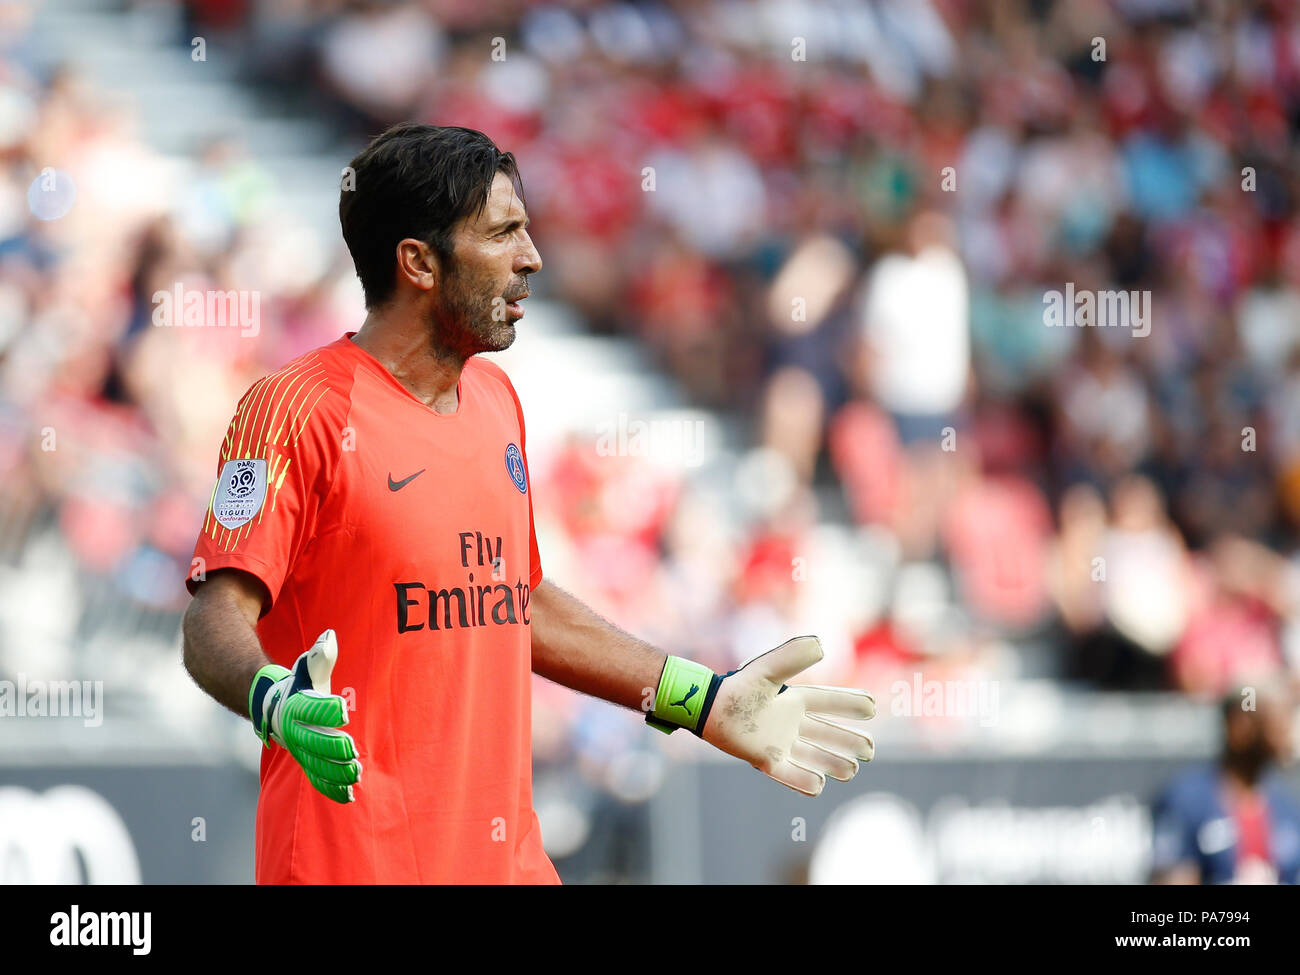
[3,0,1300,793]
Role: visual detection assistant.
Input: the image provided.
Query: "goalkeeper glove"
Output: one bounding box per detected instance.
[248,629,362,804]
[646,636,875,796]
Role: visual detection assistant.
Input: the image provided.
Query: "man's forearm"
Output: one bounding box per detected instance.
[529,579,666,713]
[181,576,273,719]
[529,580,877,796]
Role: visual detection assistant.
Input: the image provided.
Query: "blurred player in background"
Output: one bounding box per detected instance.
[179,124,876,884]
[1151,681,1300,883]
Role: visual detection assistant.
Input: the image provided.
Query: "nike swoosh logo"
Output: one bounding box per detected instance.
[388,469,426,492]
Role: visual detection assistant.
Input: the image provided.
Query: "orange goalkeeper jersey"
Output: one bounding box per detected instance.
[187,333,559,885]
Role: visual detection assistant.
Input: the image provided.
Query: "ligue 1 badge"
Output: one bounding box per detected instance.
[213,457,268,529]
[505,443,527,494]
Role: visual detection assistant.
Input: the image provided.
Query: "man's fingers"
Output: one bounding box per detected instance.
[797,685,876,720]
[306,629,339,694]
[287,691,349,729]
[295,724,359,762]
[299,751,363,786]
[798,714,875,763]
[752,636,824,684]
[764,755,826,797]
[311,778,356,804]
[791,738,859,782]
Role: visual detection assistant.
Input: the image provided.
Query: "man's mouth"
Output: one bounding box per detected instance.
[505,291,529,319]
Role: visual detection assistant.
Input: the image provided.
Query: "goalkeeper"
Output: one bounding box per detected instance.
[181,124,875,884]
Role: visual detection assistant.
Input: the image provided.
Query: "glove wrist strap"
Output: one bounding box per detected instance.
[646,656,720,737]
[249,664,290,745]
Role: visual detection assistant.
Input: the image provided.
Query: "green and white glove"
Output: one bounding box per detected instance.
[646,636,875,796]
[248,629,362,804]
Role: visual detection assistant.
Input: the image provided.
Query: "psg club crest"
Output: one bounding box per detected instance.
[505,443,527,494]
[213,458,267,529]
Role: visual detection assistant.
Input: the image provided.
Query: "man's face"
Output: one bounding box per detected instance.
[1260,694,1295,765]
[430,171,541,358]
[1227,693,1295,771]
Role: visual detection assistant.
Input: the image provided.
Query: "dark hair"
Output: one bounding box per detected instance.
[339,124,526,309]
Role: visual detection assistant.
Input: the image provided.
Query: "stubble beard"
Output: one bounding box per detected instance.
[430,263,516,361]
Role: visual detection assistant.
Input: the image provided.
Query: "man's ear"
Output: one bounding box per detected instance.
[395,238,441,295]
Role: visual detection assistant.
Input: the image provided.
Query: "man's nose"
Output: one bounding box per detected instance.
[516,231,542,275]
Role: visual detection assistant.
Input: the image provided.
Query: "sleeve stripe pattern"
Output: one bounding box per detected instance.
[203,355,330,552]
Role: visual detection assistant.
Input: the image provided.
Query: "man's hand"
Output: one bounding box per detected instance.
[700,636,875,796]
[249,629,362,804]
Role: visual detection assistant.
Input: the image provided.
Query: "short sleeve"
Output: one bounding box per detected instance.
[527,480,543,588]
[519,402,543,590]
[186,365,340,612]
[500,371,543,590]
